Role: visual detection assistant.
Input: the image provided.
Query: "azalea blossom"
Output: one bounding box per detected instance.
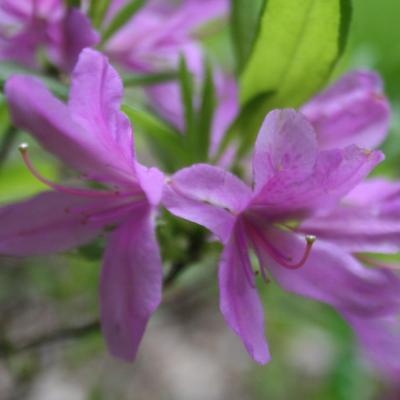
[299,176,400,380]
[0,0,99,71]
[105,0,228,74]
[163,109,400,365]
[1,48,165,361]
[302,70,390,150]
[104,0,236,153]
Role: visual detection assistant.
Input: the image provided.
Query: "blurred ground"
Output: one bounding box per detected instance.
[0,253,395,400]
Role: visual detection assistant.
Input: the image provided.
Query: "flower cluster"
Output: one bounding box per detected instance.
[0,0,399,382]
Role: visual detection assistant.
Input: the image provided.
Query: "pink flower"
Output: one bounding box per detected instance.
[1,48,165,361]
[163,109,400,365]
[302,70,390,150]
[0,0,99,71]
[105,0,228,73]
[104,0,236,157]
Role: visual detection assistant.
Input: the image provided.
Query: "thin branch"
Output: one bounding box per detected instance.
[0,229,208,358]
[0,320,100,358]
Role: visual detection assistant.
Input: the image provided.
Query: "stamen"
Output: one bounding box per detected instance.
[258,263,270,284]
[18,143,132,199]
[236,224,256,288]
[251,224,316,270]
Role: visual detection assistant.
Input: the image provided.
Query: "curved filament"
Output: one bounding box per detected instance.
[251,224,316,270]
[236,222,256,288]
[18,143,133,199]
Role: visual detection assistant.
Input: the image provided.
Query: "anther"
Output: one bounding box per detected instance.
[18,143,29,153]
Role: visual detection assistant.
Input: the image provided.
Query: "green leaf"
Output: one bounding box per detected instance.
[195,62,216,161]
[178,55,195,139]
[89,0,112,28]
[241,0,352,107]
[237,0,352,156]
[123,71,178,87]
[101,0,147,43]
[65,0,81,7]
[213,91,273,163]
[122,105,188,171]
[0,62,68,99]
[230,0,266,73]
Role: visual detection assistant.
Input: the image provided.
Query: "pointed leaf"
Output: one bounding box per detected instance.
[102,0,147,43]
[196,61,216,161]
[122,105,188,171]
[230,0,266,73]
[89,0,112,28]
[238,0,352,150]
[178,55,195,141]
[123,71,178,87]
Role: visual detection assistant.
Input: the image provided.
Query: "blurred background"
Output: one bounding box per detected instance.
[0,0,400,399]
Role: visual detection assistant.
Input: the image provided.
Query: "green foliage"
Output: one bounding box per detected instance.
[178,56,219,163]
[101,0,147,43]
[0,62,68,99]
[345,0,400,97]
[233,0,352,157]
[65,0,81,7]
[230,0,266,73]
[89,0,112,28]
[178,55,195,143]
[122,105,188,171]
[241,0,352,107]
[123,71,178,87]
[195,61,216,162]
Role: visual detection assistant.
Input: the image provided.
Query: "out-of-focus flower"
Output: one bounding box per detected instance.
[300,177,400,380]
[302,70,390,150]
[1,49,165,361]
[104,0,236,158]
[105,0,228,73]
[0,0,99,71]
[163,109,400,365]
[344,311,400,382]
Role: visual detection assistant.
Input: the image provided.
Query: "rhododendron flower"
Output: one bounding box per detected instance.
[301,177,400,379]
[163,109,400,364]
[1,48,164,361]
[0,0,99,71]
[104,0,236,152]
[302,70,390,150]
[344,311,400,381]
[105,0,228,73]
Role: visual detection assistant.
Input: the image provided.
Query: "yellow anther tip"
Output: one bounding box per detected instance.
[18,143,29,153]
[305,235,317,244]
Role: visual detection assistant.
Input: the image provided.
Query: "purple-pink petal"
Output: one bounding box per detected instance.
[162,164,252,243]
[252,109,318,195]
[69,48,135,174]
[0,191,132,256]
[47,9,100,73]
[219,225,270,364]
[343,312,400,382]
[6,50,137,186]
[299,178,400,253]
[251,227,400,317]
[302,71,390,150]
[100,207,163,361]
[251,144,384,215]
